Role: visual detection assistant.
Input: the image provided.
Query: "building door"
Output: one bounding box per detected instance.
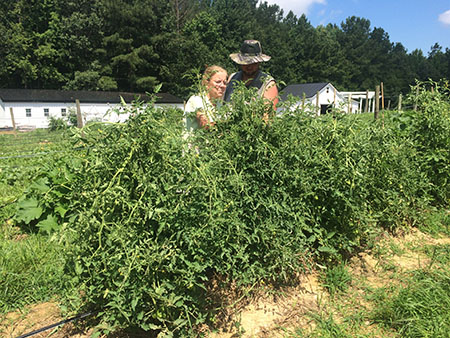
[320,104,333,115]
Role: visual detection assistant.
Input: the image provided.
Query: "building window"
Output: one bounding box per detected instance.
[61,108,67,116]
[44,108,49,117]
[26,108,32,117]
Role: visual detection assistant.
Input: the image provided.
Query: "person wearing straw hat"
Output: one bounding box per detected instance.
[224,39,278,109]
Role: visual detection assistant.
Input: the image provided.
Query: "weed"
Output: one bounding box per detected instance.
[319,262,352,297]
[423,244,450,267]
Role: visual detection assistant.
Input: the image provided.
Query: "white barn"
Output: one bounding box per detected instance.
[280,83,374,115]
[0,89,184,130]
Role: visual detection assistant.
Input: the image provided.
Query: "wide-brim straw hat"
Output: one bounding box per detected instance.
[230,40,271,65]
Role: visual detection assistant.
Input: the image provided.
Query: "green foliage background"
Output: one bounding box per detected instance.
[1,0,450,102]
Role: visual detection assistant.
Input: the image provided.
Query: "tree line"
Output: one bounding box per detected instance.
[1,0,449,102]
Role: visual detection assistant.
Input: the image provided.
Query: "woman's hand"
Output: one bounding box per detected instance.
[196,110,215,129]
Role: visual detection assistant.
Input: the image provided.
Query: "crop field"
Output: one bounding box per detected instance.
[1,81,449,337]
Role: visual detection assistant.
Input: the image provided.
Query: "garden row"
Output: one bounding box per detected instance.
[12,80,450,336]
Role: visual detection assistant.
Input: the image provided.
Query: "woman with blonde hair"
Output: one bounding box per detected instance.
[185,65,228,131]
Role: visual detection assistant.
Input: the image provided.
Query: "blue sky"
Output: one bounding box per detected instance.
[261,0,450,55]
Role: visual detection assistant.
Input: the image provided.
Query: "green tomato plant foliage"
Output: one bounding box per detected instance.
[407,79,450,204]
[11,81,449,336]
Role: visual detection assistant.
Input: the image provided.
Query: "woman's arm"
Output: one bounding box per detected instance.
[196,110,215,129]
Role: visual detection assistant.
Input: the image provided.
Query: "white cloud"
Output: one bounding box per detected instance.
[261,0,326,16]
[438,10,450,25]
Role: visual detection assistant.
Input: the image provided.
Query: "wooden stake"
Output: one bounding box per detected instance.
[75,99,83,128]
[9,107,16,131]
[365,90,369,113]
[374,85,380,120]
[381,82,385,110]
[398,94,402,111]
[316,91,320,115]
[348,94,351,114]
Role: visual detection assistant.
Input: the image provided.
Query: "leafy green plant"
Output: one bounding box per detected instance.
[407,79,450,204]
[48,116,68,131]
[0,129,72,226]
[14,156,81,233]
[319,262,352,296]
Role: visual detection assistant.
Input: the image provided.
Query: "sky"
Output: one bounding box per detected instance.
[261,0,450,54]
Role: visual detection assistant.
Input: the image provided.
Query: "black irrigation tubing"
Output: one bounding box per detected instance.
[15,311,97,338]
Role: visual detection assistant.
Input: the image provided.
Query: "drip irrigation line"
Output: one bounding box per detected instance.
[15,311,96,338]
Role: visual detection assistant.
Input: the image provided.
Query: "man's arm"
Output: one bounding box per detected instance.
[263,81,279,109]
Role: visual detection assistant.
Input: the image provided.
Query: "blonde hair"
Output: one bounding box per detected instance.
[202,65,227,87]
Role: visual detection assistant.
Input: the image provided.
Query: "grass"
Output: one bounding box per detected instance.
[292,313,351,338]
[319,262,352,297]
[287,220,450,338]
[371,269,450,337]
[0,223,68,314]
[0,129,72,315]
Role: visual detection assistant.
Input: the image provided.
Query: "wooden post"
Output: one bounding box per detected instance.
[347,94,351,114]
[374,85,380,120]
[302,92,305,110]
[75,99,83,128]
[398,94,402,111]
[364,90,369,113]
[334,88,336,106]
[316,91,320,115]
[9,107,16,131]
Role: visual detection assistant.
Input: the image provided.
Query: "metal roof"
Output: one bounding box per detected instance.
[0,89,183,104]
[280,83,330,101]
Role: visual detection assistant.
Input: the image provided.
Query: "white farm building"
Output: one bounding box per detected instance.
[0,89,184,130]
[280,82,377,115]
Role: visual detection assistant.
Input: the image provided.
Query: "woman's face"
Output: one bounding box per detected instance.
[207,71,228,100]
